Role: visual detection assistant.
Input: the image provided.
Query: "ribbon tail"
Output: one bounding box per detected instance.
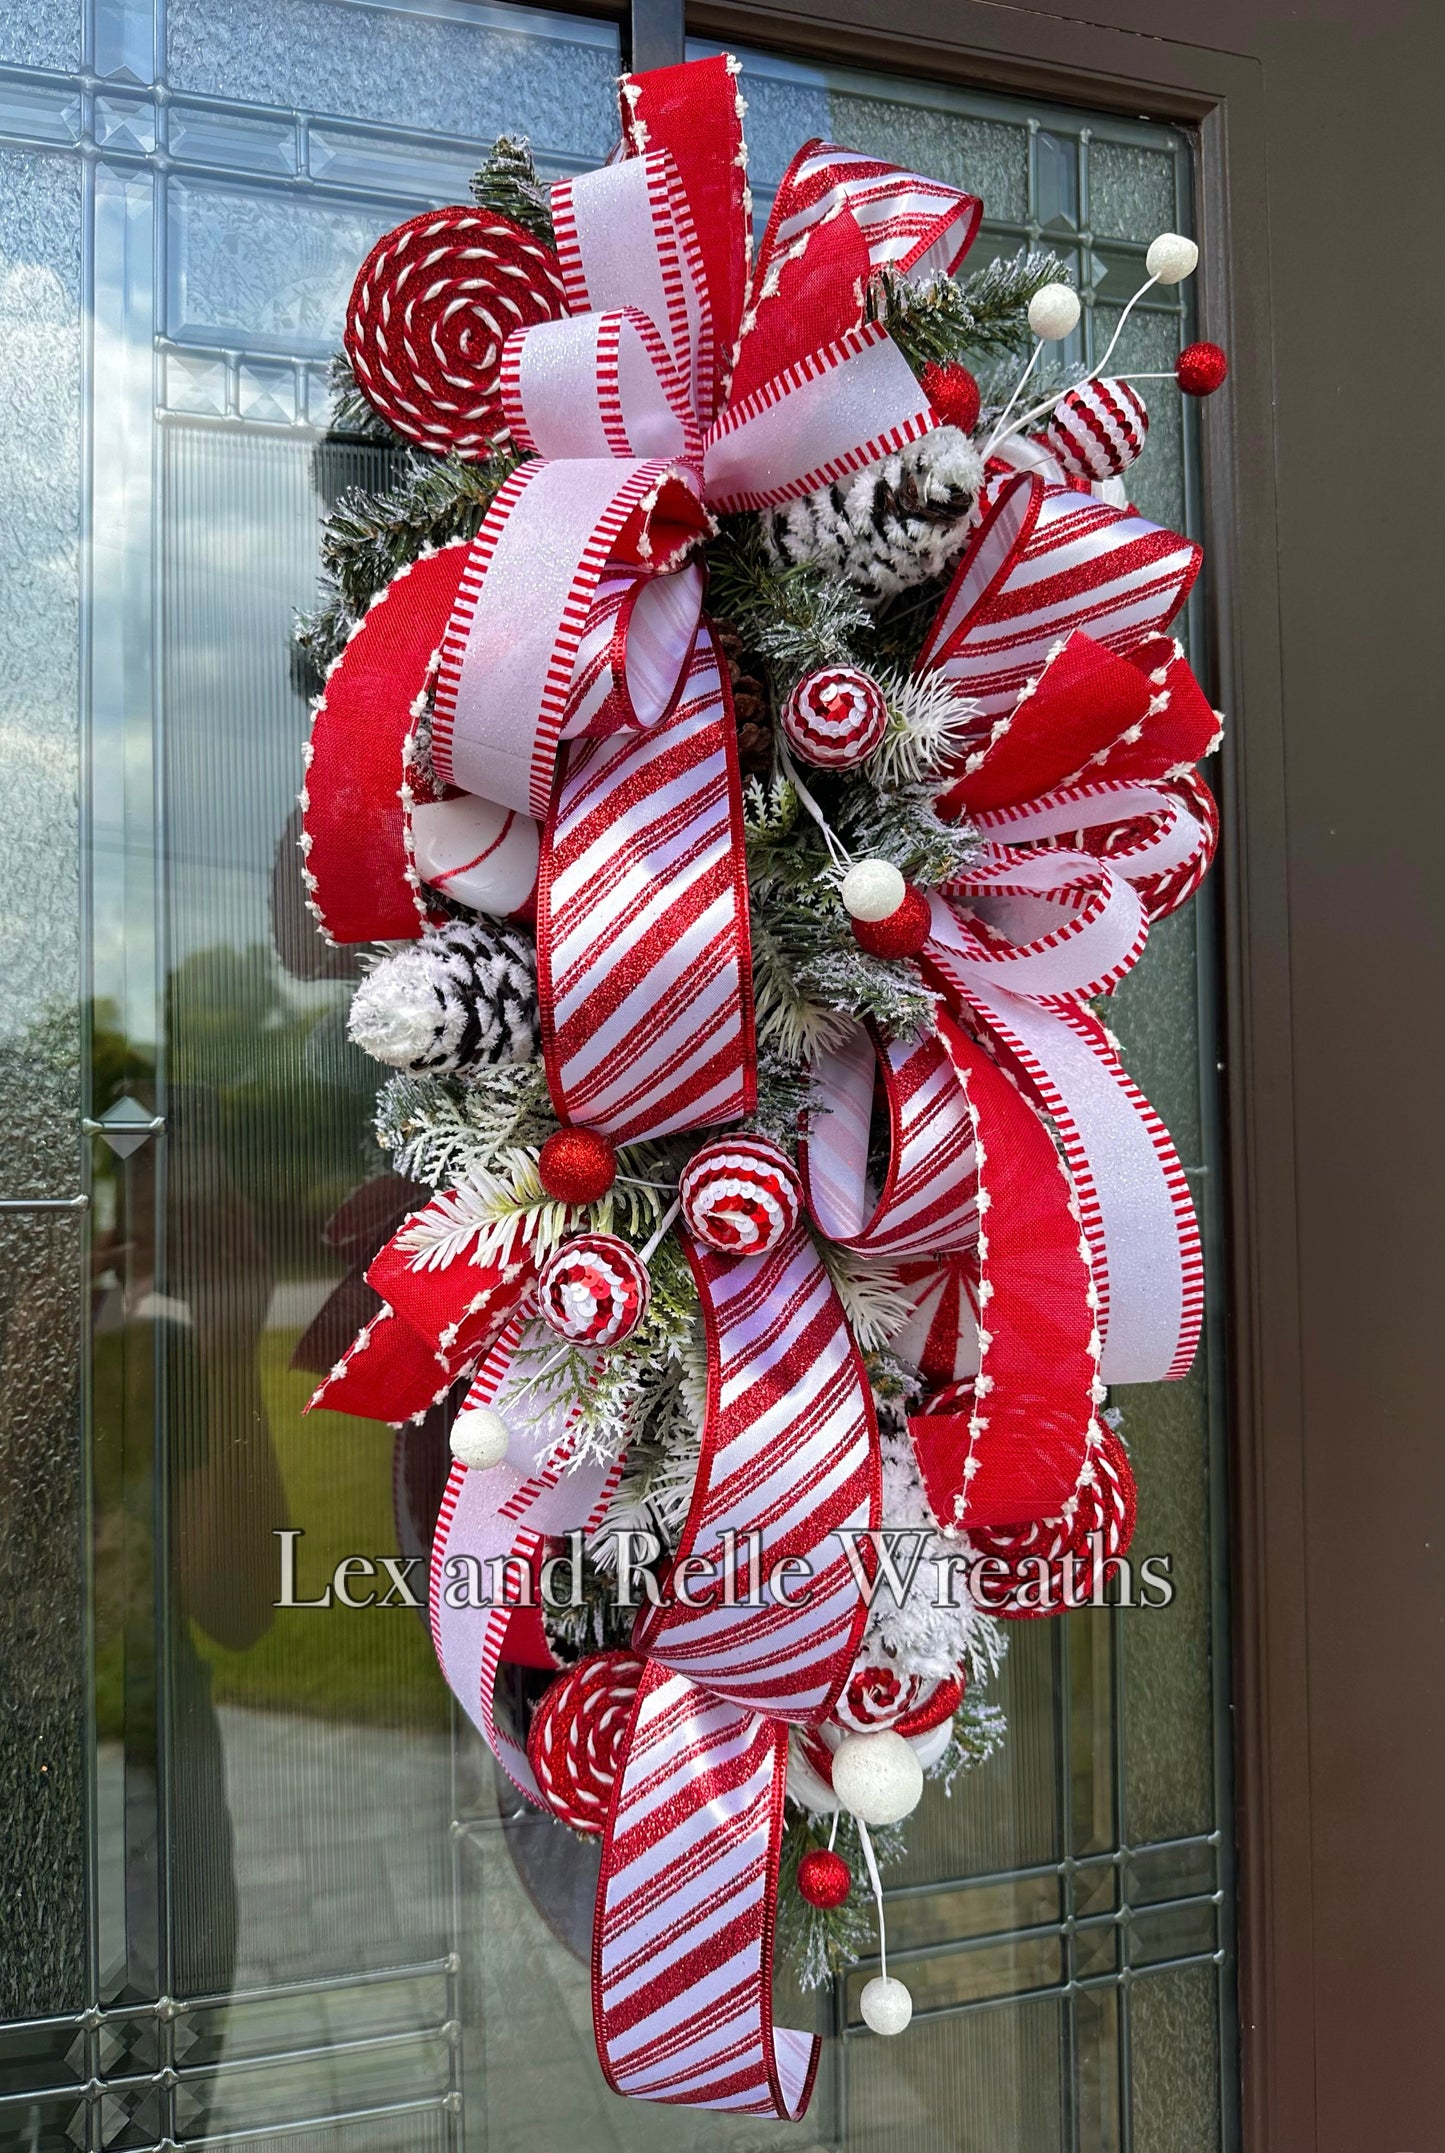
[593,1664,818,2119]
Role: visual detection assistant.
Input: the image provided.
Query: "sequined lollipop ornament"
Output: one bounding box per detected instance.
[780,666,889,769]
[679,1137,803,1255]
[536,1233,651,1348]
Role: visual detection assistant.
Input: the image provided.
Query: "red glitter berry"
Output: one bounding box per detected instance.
[1176,341,1228,397]
[538,1126,617,1204]
[798,1848,853,1910]
[850,883,932,960]
[921,360,981,436]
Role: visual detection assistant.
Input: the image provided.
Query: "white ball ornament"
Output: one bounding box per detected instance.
[1026,283,1081,341]
[1145,232,1199,285]
[859,1976,913,2036]
[830,1729,924,1826]
[840,859,906,923]
[449,1405,510,1471]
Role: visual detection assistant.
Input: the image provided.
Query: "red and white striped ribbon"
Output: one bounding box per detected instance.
[760,139,982,283]
[925,897,1202,1384]
[560,561,705,740]
[918,470,1202,724]
[633,1226,880,1722]
[536,628,755,1141]
[802,1021,979,1257]
[593,1665,817,2118]
[901,1011,1098,1531]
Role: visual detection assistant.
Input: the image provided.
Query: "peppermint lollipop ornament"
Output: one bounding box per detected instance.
[527,1650,646,1836]
[679,1137,803,1254]
[345,206,567,456]
[537,1233,651,1348]
[780,667,889,769]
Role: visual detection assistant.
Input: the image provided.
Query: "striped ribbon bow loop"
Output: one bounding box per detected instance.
[923,894,1203,1388]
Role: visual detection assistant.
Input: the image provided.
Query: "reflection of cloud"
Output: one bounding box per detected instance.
[0,166,84,1047]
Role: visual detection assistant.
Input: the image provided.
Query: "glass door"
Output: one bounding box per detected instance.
[0,6,1233,2147]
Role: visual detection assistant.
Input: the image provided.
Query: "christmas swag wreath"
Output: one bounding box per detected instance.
[293,52,1226,2118]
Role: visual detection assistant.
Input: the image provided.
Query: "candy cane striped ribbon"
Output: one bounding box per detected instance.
[802,1021,979,1257]
[536,626,755,1140]
[593,1665,817,2118]
[918,471,1202,723]
[632,1225,879,1720]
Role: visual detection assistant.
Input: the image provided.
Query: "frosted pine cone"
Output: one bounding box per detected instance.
[762,427,985,605]
[348,921,539,1073]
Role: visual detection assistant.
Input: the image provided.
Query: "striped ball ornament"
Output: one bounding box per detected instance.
[1041,377,1149,481]
[780,666,889,769]
[680,1138,803,1256]
[537,1233,651,1348]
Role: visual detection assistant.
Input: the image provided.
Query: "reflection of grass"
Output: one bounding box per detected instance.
[194,1329,450,1732]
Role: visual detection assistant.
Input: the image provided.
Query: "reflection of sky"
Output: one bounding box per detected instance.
[162,428,370,962]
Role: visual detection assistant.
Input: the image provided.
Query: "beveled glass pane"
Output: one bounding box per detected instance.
[1128,1897,1217,1969]
[1075,1983,1122,2152]
[848,1933,1064,2018]
[887,1872,1061,1953]
[1128,1839,1217,1908]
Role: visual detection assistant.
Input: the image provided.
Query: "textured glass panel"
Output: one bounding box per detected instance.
[0,0,81,72]
[847,1997,1064,2152]
[888,1618,1058,1885]
[1088,141,1176,242]
[1129,1962,1221,2152]
[168,180,400,353]
[0,1214,86,2019]
[165,0,619,160]
[831,94,1029,216]
[0,151,83,1200]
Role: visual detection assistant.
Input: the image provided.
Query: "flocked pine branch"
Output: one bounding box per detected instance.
[868,249,1073,372]
[296,446,519,670]
[470,135,555,248]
